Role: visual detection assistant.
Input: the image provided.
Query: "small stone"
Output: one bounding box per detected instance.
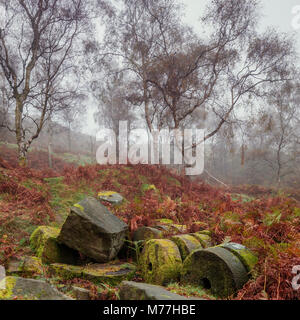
[133,226,162,242]
[140,239,182,286]
[57,197,128,262]
[170,234,202,260]
[30,226,79,265]
[0,277,72,300]
[98,191,124,205]
[119,281,204,300]
[72,286,91,300]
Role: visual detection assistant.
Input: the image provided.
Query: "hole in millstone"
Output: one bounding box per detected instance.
[148,262,153,271]
[201,278,211,290]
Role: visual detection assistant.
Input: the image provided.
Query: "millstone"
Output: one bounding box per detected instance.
[220,242,258,273]
[140,239,182,286]
[133,226,162,242]
[190,233,212,248]
[170,234,202,260]
[29,226,79,265]
[57,197,128,262]
[181,247,249,298]
[98,191,124,205]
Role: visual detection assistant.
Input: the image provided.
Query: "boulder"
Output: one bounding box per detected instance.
[181,247,249,298]
[30,226,78,265]
[0,277,72,300]
[140,239,182,285]
[119,281,204,300]
[57,197,128,262]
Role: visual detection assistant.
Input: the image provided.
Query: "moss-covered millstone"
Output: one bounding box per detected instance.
[49,262,136,285]
[197,230,212,236]
[140,239,182,286]
[190,233,212,248]
[181,247,249,298]
[155,219,174,225]
[98,191,124,205]
[133,226,163,242]
[0,276,72,300]
[220,243,258,273]
[170,235,202,260]
[30,226,78,265]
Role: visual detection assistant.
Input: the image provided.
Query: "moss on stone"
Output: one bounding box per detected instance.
[155,219,174,225]
[181,247,249,298]
[170,235,202,260]
[191,233,212,248]
[49,262,136,285]
[0,276,16,299]
[140,239,183,286]
[49,263,83,280]
[220,243,258,273]
[133,226,162,242]
[29,226,77,265]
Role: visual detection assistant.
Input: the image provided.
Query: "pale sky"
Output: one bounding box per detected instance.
[84,0,300,135]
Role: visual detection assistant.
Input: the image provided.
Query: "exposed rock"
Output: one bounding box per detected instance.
[181,247,249,298]
[57,197,128,262]
[133,226,162,242]
[119,281,204,300]
[140,239,182,286]
[98,191,124,205]
[170,234,202,260]
[49,262,136,285]
[30,226,79,265]
[71,286,91,300]
[220,243,258,273]
[0,276,72,300]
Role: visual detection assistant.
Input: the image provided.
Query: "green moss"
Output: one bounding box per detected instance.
[170,235,202,260]
[29,226,77,265]
[220,243,258,274]
[191,233,212,248]
[49,262,136,286]
[49,263,83,280]
[155,219,174,225]
[140,239,183,285]
[0,277,17,299]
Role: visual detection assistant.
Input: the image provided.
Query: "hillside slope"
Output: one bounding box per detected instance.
[0,162,299,300]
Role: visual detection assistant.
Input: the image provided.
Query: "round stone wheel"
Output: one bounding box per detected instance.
[140,239,182,286]
[170,234,202,260]
[190,233,212,248]
[220,243,258,273]
[181,247,249,298]
[133,226,162,242]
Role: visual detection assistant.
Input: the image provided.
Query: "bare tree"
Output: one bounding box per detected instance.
[0,0,93,164]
